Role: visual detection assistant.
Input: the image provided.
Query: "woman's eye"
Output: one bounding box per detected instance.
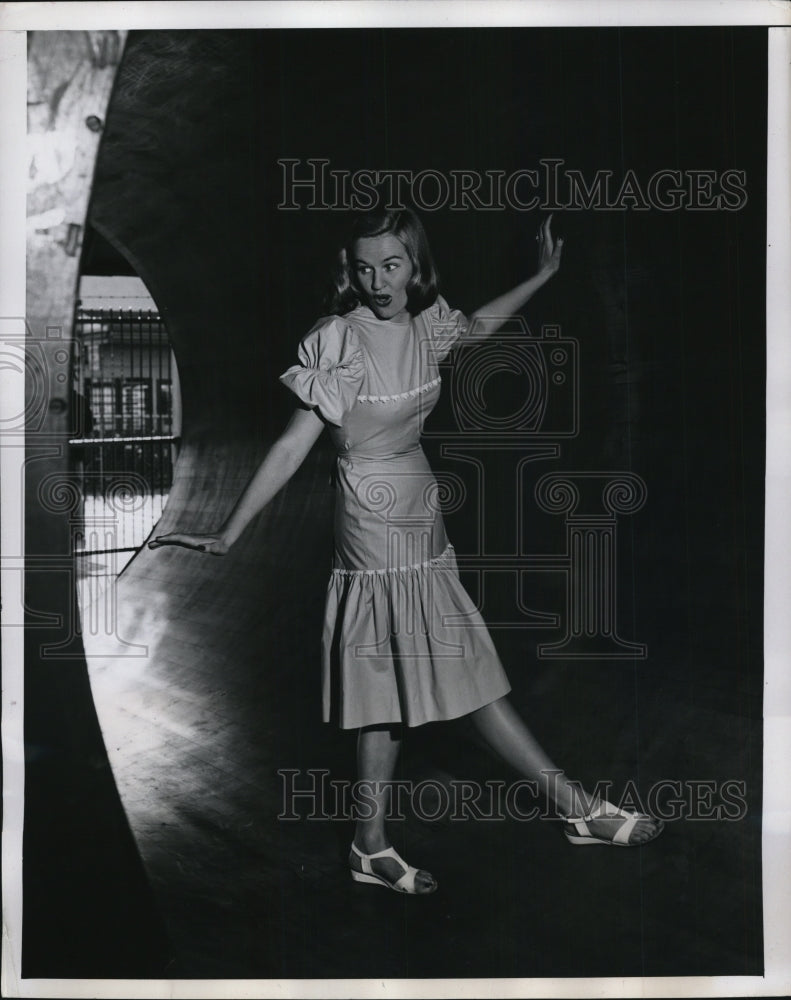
[385,263,399,271]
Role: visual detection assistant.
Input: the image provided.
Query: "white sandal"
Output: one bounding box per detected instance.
[563,798,662,847]
[349,843,437,894]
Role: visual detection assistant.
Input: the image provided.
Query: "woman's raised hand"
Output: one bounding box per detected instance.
[148,531,230,555]
[536,213,564,277]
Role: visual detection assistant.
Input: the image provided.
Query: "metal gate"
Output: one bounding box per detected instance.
[69,308,179,569]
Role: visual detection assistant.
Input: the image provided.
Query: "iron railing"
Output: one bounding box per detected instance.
[70,308,179,560]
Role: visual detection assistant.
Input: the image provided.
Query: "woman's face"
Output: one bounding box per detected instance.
[352,233,413,322]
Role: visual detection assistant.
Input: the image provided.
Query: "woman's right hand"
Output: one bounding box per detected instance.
[148,532,230,556]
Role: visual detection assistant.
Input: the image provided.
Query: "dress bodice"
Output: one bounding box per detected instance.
[279,296,466,457]
[328,305,444,460]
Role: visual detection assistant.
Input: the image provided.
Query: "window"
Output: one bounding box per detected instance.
[122,379,151,435]
[87,380,118,436]
[156,379,172,434]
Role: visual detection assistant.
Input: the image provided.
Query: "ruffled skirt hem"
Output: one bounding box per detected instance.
[322,544,512,729]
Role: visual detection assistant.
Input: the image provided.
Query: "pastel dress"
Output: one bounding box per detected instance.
[280,295,511,729]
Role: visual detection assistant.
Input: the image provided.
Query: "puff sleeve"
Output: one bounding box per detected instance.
[279,317,365,426]
[422,294,468,362]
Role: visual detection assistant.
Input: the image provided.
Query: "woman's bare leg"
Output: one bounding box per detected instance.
[349,723,436,891]
[352,724,401,853]
[468,696,663,844]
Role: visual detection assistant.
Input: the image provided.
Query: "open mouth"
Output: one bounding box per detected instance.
[372,295,392,307]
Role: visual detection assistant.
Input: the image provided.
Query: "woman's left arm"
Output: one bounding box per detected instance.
[468,214,564,340]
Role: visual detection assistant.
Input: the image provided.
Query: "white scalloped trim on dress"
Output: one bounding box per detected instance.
[357,376,441,404]
[332,542,454,577]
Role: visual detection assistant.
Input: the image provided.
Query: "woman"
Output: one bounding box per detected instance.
[150,208,663,895]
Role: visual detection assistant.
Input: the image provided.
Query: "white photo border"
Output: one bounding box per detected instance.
[2,3,789,998]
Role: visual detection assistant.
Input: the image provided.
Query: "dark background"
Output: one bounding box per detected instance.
[25,26,765,980]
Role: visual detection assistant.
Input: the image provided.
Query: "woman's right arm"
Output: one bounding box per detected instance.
[148,406,325,555]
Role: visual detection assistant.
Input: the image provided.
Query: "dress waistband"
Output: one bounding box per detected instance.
[330,446,425,485]
[335,446,423,463]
